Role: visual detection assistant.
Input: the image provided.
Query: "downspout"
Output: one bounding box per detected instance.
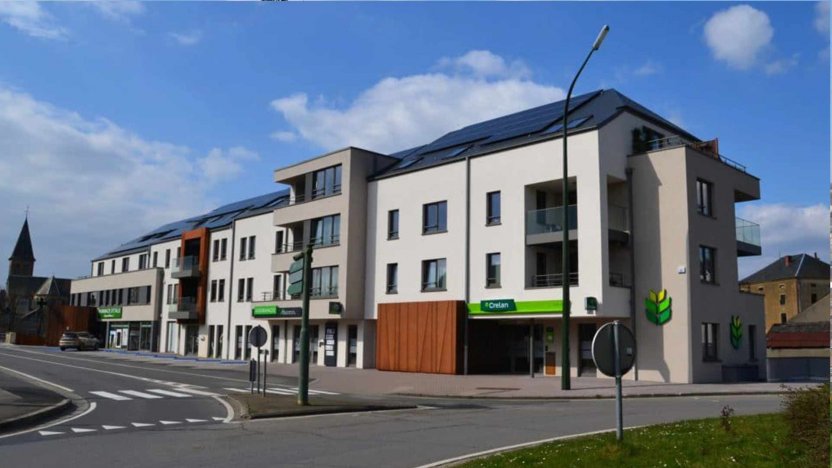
[626,167,638,380]
[463,154,471,375]
[225,223,237,360]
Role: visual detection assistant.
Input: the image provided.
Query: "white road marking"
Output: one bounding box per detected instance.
[70,428,96,433]
[265,388,295,395]
[119,390,163,399]
[224,387,248,393]
[174,387,220,396]
[89,391,132,401]
[212,417,225,421]
[185,419,207,423]
[159,420,181,425]
[38,431,63,436]
[146,389,191,398]
[0,363,74,393]
[102,425,125,430]
[289,386,339,395]
[0,402,97,441]
[131,422,155,427]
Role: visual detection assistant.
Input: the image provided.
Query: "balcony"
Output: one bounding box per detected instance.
[277,235,341,254]
[171,256,200,279]
[280,185,342,208]
[253,291,289,303]
[736,217,761,257]
[633,134,747,174]
[169,297,197,320]
[528,272,578,288]
[526,205,577,245]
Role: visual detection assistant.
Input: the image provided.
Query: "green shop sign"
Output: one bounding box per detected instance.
[97,307,122,319]
[645,289,671,325]
[251,305,302,318]
[468,299,563,316]
[730,315,743,349]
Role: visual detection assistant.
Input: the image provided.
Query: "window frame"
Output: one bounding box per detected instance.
[388,209,399,240]
[422,201,448,235]
[248,236,256,260]
[386,263,398,294]
[486,252,501,288]
[701,322,719,362]
[421,258,447,292]
[486,191,501,226]
[695,178,714,217]
[699,245,716,284]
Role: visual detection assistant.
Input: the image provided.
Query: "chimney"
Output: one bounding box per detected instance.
[784,255,791,267]
[814,252,818,259]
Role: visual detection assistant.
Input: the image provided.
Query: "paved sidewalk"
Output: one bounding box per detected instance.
[0,367,71,432]
[58,346,820,399]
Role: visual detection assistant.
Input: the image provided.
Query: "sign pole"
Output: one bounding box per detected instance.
[298,244,313,406]
[613,320,623,442]
[263,348,268,396]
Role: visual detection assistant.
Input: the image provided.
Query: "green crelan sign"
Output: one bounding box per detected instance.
[468,299,563,316]
[97,307,122,319]
[252,305,279,318]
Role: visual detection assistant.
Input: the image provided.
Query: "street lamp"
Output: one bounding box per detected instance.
[561,25,609,391]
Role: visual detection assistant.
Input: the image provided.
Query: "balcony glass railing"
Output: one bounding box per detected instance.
[171,256,199,275]
[529,272,578,288]
[735,217,761,247]
[169,297,196,313]
[526,205,578,236]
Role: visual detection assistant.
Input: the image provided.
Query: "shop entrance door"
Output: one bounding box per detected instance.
[139,323,152,351]
[578,323,597,376]
[184,325,199,356]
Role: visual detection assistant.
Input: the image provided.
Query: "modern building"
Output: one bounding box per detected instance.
[739,253,829,331]
[72,88,766,383]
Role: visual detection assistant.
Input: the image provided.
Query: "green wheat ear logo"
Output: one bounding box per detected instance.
[645,289,671,325]
[730,315,743,349]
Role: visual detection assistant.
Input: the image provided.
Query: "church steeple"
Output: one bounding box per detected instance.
[9,216,35,277]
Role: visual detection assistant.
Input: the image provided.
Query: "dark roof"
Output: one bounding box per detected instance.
[373,88,700,179]
[740,254,830,284]
[767,321,830,348]
[35,276,71,297]
[94,190,290,261]
[6,274,70,298]
[9,218,35,262]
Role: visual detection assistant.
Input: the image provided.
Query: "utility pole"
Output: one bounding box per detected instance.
[296,244,313,406]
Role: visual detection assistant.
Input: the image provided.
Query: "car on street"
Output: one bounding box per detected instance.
[59,331,100,351]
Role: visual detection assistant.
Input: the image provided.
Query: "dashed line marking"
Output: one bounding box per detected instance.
[119,390,163,399]
[89,391,131,401]
[146,389,191,398]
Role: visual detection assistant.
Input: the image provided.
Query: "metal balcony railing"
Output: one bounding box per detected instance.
[526,205,578,236]
[640,135,747,173]
[277,235,340,254]
[171,256,199,278]
[283,185,342,207]
[736,217,761,247]
[256,291,288,302]
[529,272,578,288]
[310,286,338,298]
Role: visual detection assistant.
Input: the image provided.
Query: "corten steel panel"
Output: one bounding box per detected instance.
[376,300,464,374]
[180,228,209,324]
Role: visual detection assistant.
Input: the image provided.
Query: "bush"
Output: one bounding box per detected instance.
[780,384,830,467]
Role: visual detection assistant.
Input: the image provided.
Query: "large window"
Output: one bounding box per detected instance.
[386,263,398,294]
[138,254,148,270]
[696,179,713,217]
[486,253,501,288]
[312,165,342,199]
[699,246,716,284]
[423,201,448,234]
[311,215,340,247]
[422,258,447,291]
[311,266,339,297]
[486,191,501,225]
[388,210,399,240]
[702,322,718,361]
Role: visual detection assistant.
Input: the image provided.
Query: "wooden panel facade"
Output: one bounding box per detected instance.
[376,300,465,374]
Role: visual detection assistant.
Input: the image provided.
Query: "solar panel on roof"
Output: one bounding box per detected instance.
[396,157,422,169]
[440,145,470,160]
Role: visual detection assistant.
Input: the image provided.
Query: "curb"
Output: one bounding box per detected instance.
[226,394,415,420]
[0,398,74,434]
[393,390,792,400]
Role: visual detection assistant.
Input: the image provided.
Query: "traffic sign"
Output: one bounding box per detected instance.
[249,325,267,348]
[287,253,306,296]
[592,322,635,377]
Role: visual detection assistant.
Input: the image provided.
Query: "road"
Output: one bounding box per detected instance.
[0,345,784,467]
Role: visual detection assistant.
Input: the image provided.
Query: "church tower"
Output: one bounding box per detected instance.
[8,217,35,278]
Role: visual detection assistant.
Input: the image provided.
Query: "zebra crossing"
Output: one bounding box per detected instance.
[223,386,339,396]
[88,386,219,401]
[38,417,225,437]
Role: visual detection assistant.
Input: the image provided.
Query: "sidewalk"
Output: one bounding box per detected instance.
[0,368,71,432]
[71,347,818,399]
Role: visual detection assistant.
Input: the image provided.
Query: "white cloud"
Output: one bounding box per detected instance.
[815,1,830,34]
[270,50,563,153]
[169,30,202,46]
[87,1,145,22]
[737,203,829,278]
[437,50,531,80]
[270,131,297,143]
[633,60,662,77]
[704,5,773,70]
[0,86,257,282]
[0,2,67,40]
[764,54,799,75]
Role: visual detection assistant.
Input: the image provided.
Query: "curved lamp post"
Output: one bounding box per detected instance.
[561,25,609,391]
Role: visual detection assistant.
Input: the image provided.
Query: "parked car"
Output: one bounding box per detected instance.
[59,331,100,351]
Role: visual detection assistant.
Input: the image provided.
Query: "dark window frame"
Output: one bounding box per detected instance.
[699,245,716,284]
[702,322,719,361]
[486,253,501,288]
[486,191,501,226]
[422,201,448,235]
[388,209,399,240]
[696,178,714,217]
[421,258,447,291]
[386,263,398,294]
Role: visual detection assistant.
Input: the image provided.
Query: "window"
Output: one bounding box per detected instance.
[213,240,220,261]
[122,257,130,272]
[702,322,718,361]
[153,252,158,268]
[240,238,247,261]
[779,294,786,305]
[220,238,227,260]
[210,280,218,302]
[423,201,448,234]
[246,278,253,302]
[311,165,342,199]
[138,254,148,270]
[111,260,116,274]
[388,210,399,239]
[275,231,284,254]
[780,313,787,324]
[208,326,215,358]
[422,258,447,291]
[386,263,398,294]
[486,253,501,287]
[165,249,171,268]
[273,275,282,301]
[696,179,713,217]
[486,191,501,225]
[699,246,716,284]
[311,215,340,247]
[166,284,174,305]
[311,266,339,297]
[748,325,757,361]
[237,278,245,302]
[97,262,104,276]
[128,287,139,305]
[218,279,225,302]
[248,236,256,260]
[811,293,818,303]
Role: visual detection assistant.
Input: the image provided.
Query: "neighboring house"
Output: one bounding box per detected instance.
[765,293,830,381]
[739,253,830,331]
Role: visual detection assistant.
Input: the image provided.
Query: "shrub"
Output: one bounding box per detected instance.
[781,384,830,467]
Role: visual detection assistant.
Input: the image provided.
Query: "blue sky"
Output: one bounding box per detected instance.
[0,1,828,281]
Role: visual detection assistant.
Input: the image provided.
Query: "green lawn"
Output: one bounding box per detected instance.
[460,413,818,468]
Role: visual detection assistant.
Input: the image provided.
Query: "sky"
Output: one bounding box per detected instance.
[0,1,829,284]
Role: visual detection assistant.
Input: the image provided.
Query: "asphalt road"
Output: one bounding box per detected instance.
[0,345,785,467]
